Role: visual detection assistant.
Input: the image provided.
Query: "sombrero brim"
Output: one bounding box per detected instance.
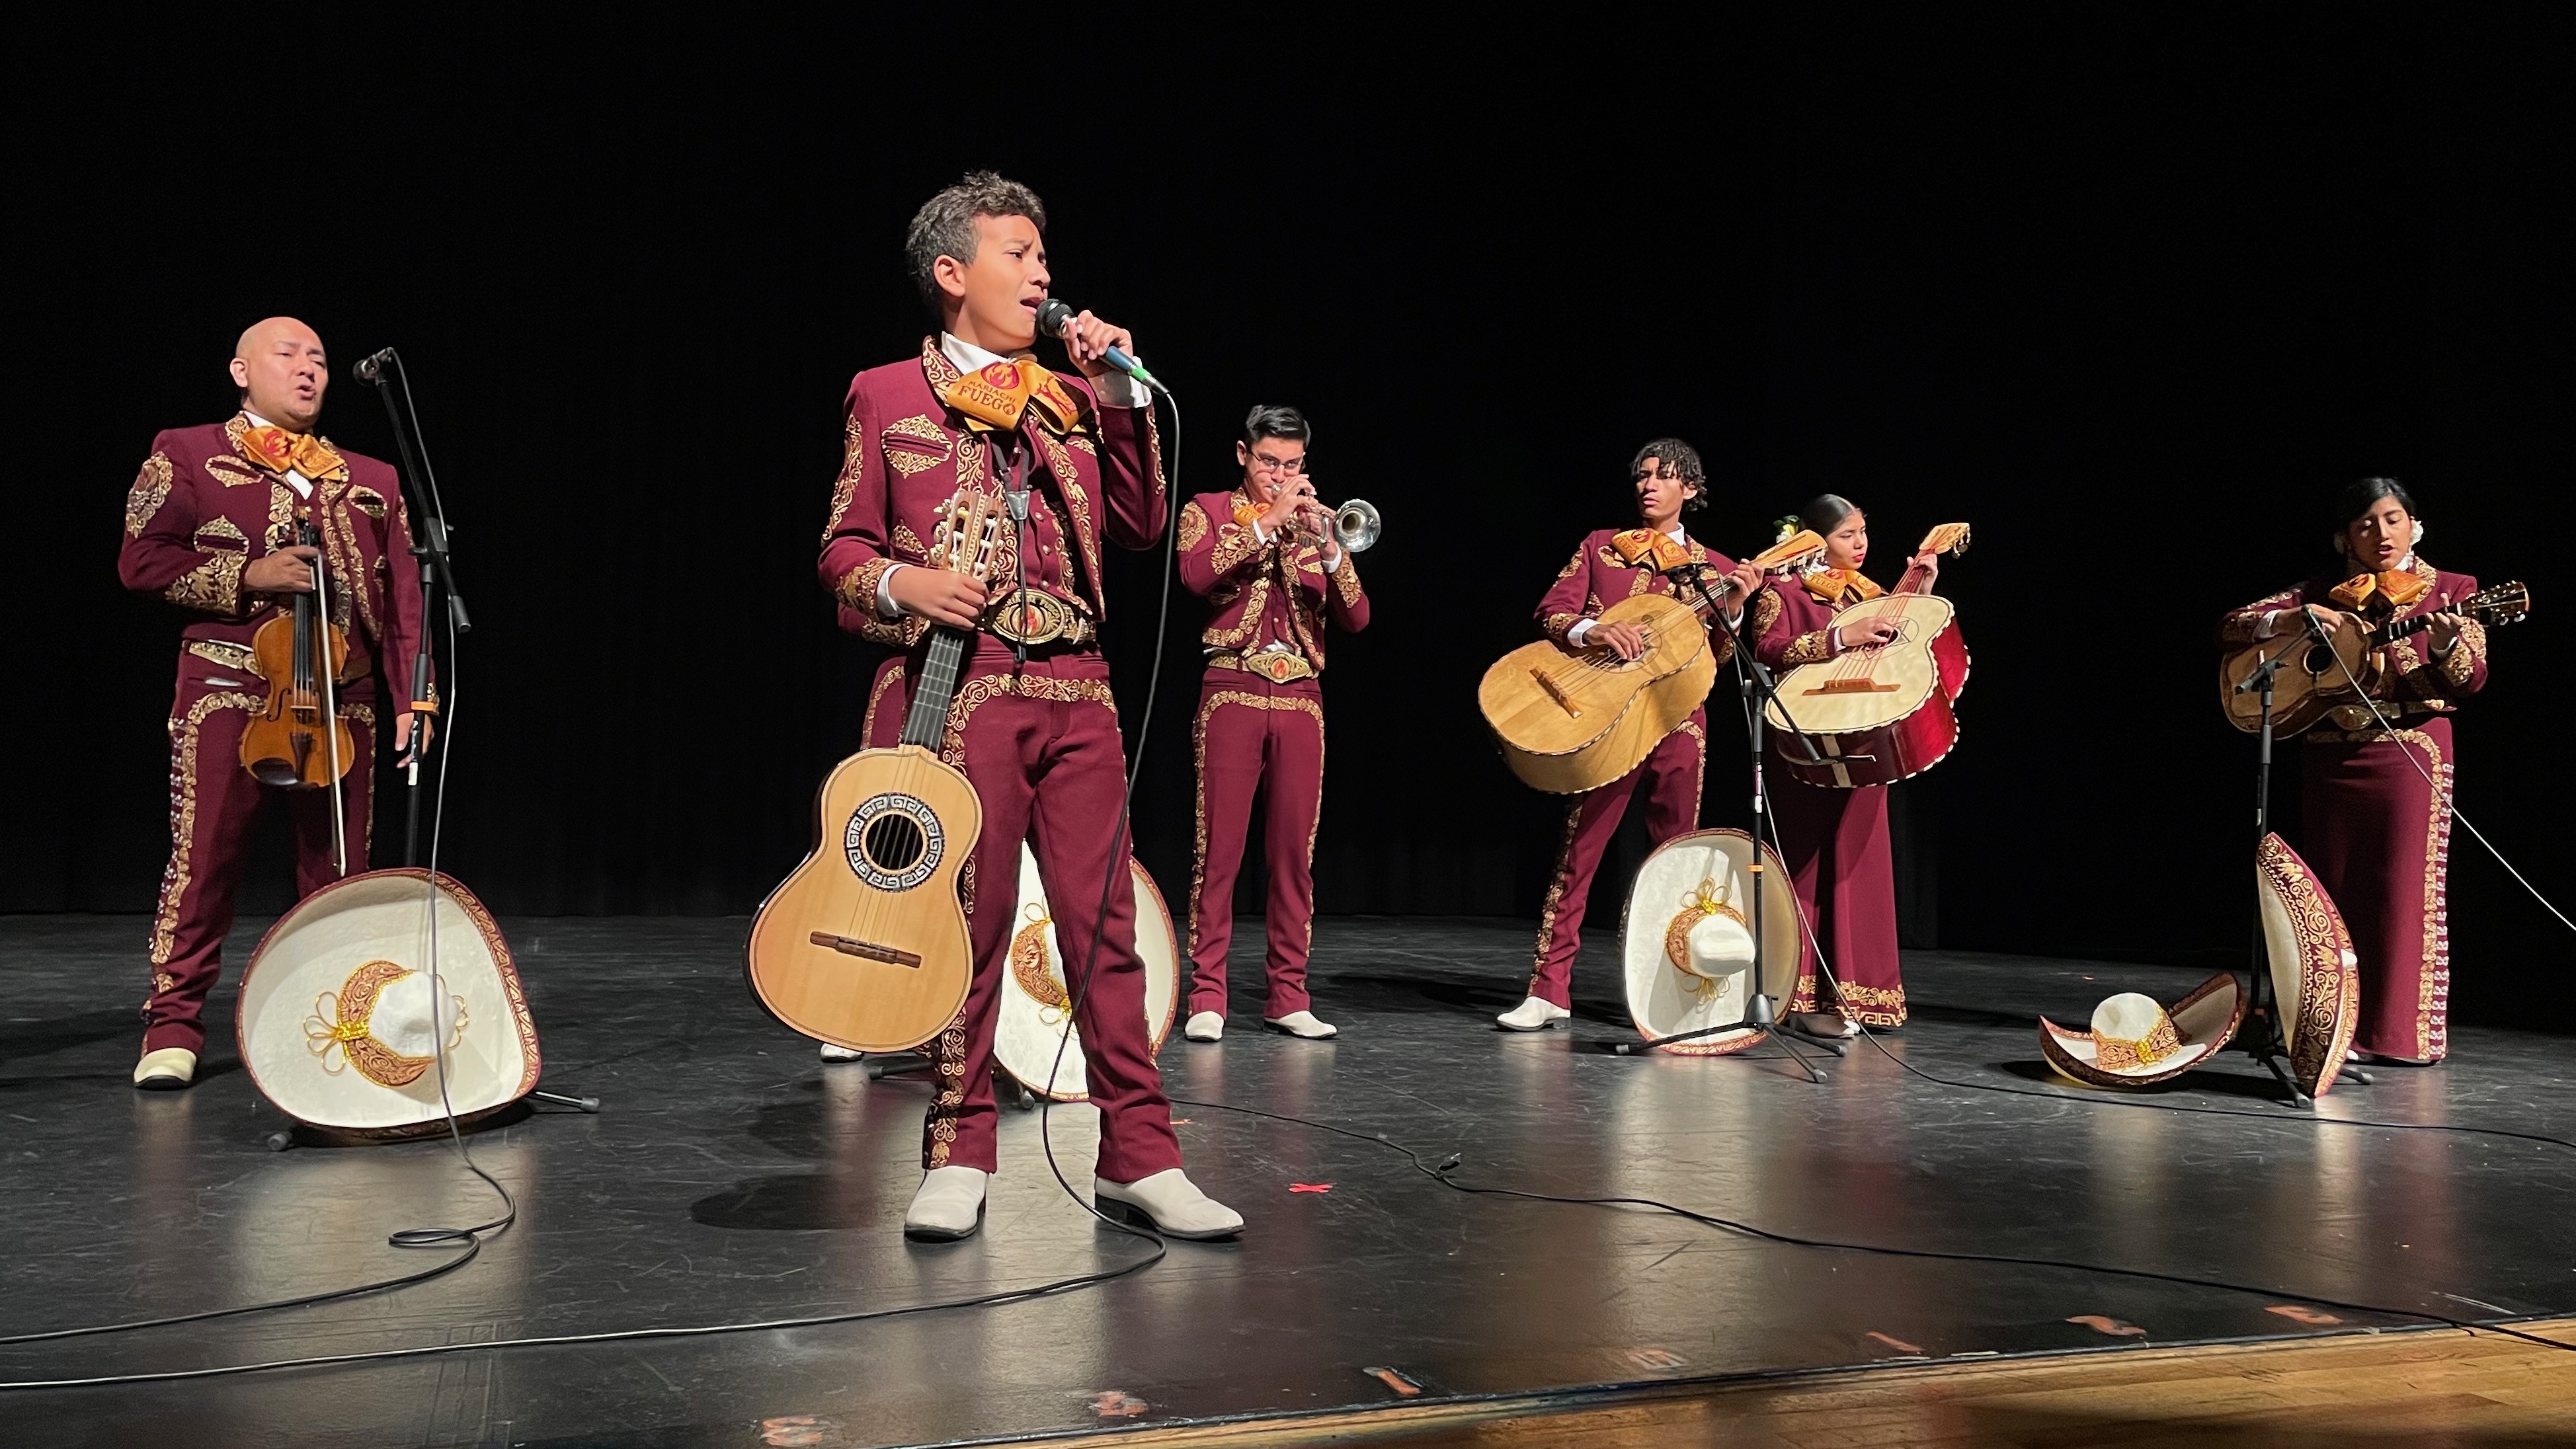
[2257,833,2362,1098]
[1622,829,1800,1056]
[2038,972,2244,1088]
[994,848,1180,1102]
[236,869,539,1138]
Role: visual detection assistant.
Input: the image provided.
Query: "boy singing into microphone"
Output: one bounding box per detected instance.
[818,172,1241,1241]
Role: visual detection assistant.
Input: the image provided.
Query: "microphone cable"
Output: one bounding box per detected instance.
[1162,1091,2576,1358]
[0,360,1189,1390]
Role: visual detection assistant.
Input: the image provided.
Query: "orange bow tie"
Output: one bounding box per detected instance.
[239,424,347,483]
[1610,528,1695,573]
[2329,568,2430,614]
[1804,567,1884,605]
[939,356,1085,434]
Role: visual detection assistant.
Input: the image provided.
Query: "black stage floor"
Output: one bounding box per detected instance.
[4,914,2573,1447]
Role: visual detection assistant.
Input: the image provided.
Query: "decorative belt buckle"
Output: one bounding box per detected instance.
[988,589,1074,646]
[1248,648,1306,684]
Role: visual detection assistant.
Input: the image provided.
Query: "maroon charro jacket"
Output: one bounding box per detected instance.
[1533,526,1739,671]
[1176,487,1368,674]
[819,338,1165,650]
[118,414,425,701]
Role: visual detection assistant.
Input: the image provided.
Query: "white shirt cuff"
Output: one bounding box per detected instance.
[1567,618,1595,645]
[875,563,906,618]
[1092,369,1147,409]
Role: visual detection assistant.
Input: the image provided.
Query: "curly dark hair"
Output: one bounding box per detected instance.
[905,171,1047,313]
[1631,438,1707,514]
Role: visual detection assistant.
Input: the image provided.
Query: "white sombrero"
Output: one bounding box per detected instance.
[237,869,540,1138]
[994,845,1181,1101]
[2257,832,2362,1098]
[2040,973,2243,1087]
[1621,829,1800,1055]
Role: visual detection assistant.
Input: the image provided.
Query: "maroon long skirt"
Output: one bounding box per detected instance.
[2302,716,2454,1062]
[1772,778,1906,1025]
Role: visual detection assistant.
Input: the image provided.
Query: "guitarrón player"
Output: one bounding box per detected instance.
[818,173,1240,1241]
[2218,478,2487,1066]
[117,318,430,1091]
[1748,494,1937,1038]
[1175,405,1369,1044]
[1500,440,1761,1031]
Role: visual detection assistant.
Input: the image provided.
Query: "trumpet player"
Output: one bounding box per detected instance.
[1176,405,1371,1042]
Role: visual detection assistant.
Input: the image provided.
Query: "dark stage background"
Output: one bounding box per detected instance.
[11,14,2569,1029]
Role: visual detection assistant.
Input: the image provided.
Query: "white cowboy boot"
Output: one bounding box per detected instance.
[819,1043,865,1062]
[132,1046,197,1090]
[1095,1169,1244,1239]
[1264,1009,1338,1039]
[1495,996,1570,1031]
[903,1165,988,1241]
[1183,1011,1225,1042]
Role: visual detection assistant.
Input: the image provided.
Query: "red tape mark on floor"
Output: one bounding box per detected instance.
[2267,1305,2343,1326]
[1289,1183,1333,1193]
[1866,1331,1925,1355]
[1364,1366,1424,1396]
[2067,1315,2148,1337]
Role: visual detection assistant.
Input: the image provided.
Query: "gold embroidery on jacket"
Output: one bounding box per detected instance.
[823,413,864,544]
[1177,501,1209,550]
[128,453,175,535]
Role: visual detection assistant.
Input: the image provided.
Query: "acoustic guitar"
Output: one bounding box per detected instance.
[746,492,1002,1052]
[1482,530,1826,795]
[2218,580,2529,736]
[1764,523,1971,789]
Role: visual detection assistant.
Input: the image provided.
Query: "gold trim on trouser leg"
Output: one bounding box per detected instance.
[1186,690,1227,966]
[1301,696,1325,962]
[2392,727,2451,1060]
[149,691,261,980]
[1528,800,1587,996]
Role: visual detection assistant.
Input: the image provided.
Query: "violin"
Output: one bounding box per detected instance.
[239,520,354,875]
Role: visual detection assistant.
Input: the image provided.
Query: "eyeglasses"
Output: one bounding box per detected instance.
[1250,453,1307,475]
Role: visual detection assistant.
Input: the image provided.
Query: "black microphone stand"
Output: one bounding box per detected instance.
[2232,615,2370,1106]
[355,350,470,869]
[352,350,596,1120]
[1613,566,1847,1077]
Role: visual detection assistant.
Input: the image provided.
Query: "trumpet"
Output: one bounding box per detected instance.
[1330,498,1381,553]
[1282,483,1381,553]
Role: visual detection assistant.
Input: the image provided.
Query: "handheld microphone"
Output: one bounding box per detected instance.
[352,347,396,384]
[1033,299,1166,396]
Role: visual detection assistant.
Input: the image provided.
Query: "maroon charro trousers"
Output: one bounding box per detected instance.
[1186,670,1326,1017]
[1526,711,1706,1009]
[917,642,1180,1181]
[144,656,375,1054]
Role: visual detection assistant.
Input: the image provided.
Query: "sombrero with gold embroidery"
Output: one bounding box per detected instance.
[2040,973,2243,1087]
[2256,832,2363,1097]
[994,845,1181,1101]
[1621,829,1800,1056]
[236,869,540,1138]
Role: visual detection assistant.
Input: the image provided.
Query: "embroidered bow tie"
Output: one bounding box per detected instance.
[940,356,1086,434]
[1610,528,1695,573]
[1804,567,1884,605]
[239,424,348,483]
[2329,568,2431,613]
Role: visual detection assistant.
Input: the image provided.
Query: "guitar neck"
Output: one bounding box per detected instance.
[896,627,971,750]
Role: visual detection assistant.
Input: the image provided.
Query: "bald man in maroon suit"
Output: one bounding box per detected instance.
[118,317,429,1089]
[819,172,1240,1241]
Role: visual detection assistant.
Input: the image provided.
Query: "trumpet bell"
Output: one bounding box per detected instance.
[1332,498,1381,553]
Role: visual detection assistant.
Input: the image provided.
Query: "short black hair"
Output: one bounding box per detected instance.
[1631,438,1707,513]
[1242,404,1311,450]
[905,171,1047,314]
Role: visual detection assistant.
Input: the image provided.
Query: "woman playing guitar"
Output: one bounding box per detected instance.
[2217,479,2491,1066]
[1748,494,1943,1039]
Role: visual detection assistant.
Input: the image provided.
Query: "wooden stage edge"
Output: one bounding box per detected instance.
[1002,1317,2576,1448]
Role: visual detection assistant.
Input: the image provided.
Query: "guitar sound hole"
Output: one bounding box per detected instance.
[2302,644,2335,676]
[864,814,928,872]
